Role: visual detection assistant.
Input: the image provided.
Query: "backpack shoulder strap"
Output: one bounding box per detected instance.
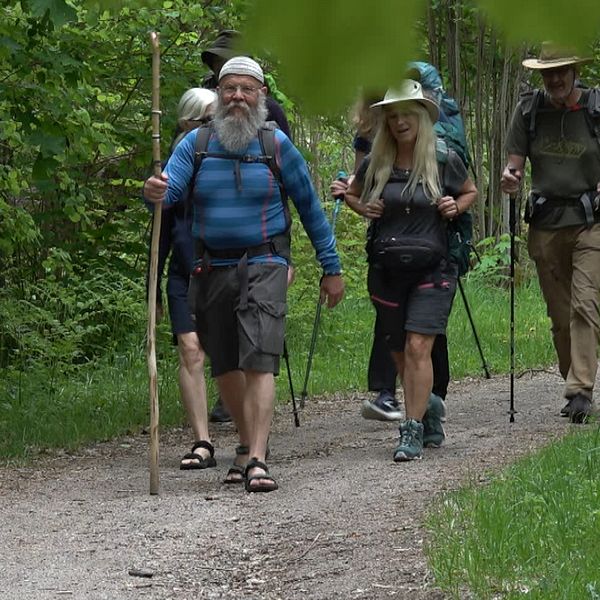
[258,124,291,229]
[584,89,600,149]
[257,123,282,187]
[587,88,600,117]
[521,89,543,141]
[193,124,212,176]
[184,124,212,219]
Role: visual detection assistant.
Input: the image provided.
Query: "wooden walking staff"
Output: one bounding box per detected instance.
[148,31,162,495]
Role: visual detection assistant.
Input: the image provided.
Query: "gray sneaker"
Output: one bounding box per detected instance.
[423,393,447,448]
[361,390,403,421]
[393,419,424,462]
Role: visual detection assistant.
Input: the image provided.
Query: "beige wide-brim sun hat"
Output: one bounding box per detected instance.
[522,41,592,70]
[370,80,439,123]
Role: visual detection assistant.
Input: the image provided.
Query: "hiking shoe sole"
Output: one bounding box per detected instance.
[423,432,445,449]
[393,450,423,462]
[361,399,403,422]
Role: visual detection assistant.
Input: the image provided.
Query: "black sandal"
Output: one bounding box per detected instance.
[244,457,278,493]
[223,445,248,484]
[180,440,216,470]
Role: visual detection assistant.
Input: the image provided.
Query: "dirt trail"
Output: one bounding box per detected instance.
[0,370,579,600]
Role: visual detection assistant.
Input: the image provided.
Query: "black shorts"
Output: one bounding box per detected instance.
[167,270,195,344]
[193,263,288,377]
[367,263,457,352]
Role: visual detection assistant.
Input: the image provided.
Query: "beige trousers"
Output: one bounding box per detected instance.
[528,224,600,400]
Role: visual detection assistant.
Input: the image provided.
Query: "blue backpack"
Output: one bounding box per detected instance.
[408,61,471,169]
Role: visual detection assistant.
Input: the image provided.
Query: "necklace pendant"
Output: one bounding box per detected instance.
[405,206,411,214]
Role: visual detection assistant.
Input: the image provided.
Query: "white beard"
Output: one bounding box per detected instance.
[213,94,268,153]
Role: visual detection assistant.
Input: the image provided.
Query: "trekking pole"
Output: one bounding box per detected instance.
[456,277,491,379]
[147,32,162,494]
[508,168,519,423]
[300,171,347,409]
[283,340,300,427]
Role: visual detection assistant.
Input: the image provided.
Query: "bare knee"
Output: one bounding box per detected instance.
[177,332,205,373]
[404,334,434,363]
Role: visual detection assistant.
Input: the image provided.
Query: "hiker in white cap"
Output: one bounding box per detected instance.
[345,79,477,462]
[143,56,345,492]
[501,42,600,423]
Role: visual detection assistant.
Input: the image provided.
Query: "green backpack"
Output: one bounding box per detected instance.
[437,140,473,277]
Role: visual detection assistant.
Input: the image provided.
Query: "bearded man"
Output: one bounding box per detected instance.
[143,56,344,492]
[501,43,600,423]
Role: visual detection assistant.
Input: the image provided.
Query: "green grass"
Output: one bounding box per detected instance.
[0,276,553,457]
[0,344,181,459]
[425,427,600,599]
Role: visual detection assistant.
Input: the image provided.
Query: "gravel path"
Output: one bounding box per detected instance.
[0,369,583,600]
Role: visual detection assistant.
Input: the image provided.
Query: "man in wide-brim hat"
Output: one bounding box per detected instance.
[501,42,600,424]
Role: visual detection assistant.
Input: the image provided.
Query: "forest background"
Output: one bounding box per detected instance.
[1,0,599,457]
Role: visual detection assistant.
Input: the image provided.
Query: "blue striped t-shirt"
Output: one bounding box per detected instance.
[161,127,341,275]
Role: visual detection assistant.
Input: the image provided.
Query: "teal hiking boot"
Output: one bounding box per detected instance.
[393,419,424,462]
[423,393,446,448]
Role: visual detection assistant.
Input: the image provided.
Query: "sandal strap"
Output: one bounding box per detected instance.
[191,440,214,457]
[245,457,269,476]
[181,452,202,461]
[235,444,249,456]
[227,465,245,476]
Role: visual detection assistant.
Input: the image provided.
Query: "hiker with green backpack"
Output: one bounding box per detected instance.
[331,61,474,448]
[345,80,477,461]
[501,42,600,424]
[144,57,345,492]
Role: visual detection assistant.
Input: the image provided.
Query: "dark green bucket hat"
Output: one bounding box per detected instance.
[201,30,240,67]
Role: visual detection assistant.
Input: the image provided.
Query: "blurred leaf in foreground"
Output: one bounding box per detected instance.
[477,0,600,50]
[244,0,426,113]
[244,0,600,112]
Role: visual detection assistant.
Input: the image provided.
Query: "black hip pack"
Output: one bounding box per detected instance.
[370,235,446,271]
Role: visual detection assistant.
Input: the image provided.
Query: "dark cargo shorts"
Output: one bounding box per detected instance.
[191,262,288,377]
[367,262,457,352]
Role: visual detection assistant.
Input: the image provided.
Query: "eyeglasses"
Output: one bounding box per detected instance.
[220,84,261,97]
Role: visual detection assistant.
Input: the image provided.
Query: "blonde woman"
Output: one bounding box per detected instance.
[346,80,477,461]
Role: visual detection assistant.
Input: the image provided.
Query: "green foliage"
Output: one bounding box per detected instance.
[470,234,514,283]
[29,0,77,26]
[0,257,146,370]
[426,427,600,599]
[0,0,244,370]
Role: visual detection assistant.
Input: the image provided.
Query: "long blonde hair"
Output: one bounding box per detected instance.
[360,102,441,204]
